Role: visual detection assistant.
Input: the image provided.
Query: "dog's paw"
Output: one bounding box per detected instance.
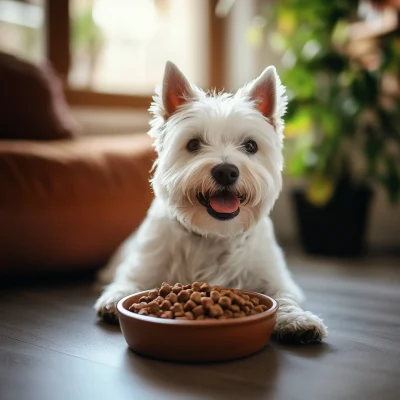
[273,310,327,344]
[94,285,135,324]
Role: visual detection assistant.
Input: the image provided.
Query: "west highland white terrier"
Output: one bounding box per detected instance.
[95,61,327,343]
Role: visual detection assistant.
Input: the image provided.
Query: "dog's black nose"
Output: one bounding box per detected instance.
[211,164,239,186]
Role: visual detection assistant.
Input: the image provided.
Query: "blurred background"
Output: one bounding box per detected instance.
[0,0,399,276]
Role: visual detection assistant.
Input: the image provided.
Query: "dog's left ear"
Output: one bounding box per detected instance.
[249,66,278,120]
[248,66,286,129]
[162,61,194,118]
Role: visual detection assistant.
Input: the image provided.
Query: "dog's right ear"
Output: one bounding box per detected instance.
[162,61,194,118]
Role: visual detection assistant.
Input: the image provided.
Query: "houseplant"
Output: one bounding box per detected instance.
[263,0,400,256]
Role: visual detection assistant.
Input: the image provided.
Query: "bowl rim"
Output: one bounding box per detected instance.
[117,289,278,326]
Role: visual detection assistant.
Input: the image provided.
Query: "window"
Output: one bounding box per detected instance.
[0,0,223,107]
[69,0,209,95]
[0,0,45,62]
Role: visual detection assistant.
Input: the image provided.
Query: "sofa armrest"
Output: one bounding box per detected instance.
[0,134,155,276]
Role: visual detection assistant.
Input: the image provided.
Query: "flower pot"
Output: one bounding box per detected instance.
[292,185,373,257]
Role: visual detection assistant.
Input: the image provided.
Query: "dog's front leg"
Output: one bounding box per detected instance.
[94,277,139,324]
[95,251,170,324]
[254,220,327,344]
[261,266,328,344]
[94,208,172,324]
[255,270,327,343]
[271,291,328,344]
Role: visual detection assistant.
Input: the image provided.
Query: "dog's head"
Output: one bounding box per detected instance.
[149,62,287,237]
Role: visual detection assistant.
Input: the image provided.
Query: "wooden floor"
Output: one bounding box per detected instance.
[1,251,399,400]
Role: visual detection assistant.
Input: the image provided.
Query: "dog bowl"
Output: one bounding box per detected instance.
[117,289,278,362]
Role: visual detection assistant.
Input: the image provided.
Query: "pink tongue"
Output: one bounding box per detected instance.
[209,192,240,214]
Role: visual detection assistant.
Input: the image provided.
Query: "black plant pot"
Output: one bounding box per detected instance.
[292,184,373,257]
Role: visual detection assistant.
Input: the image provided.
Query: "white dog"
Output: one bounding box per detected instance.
[95,61,327,343]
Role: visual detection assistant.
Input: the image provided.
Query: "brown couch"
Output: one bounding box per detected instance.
[0,53,156,277]
[0,134,155,277]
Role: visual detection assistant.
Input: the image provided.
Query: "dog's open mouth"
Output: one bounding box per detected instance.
[197,190,245,221]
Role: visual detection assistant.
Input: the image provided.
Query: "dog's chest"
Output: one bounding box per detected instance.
[167,228,251,286]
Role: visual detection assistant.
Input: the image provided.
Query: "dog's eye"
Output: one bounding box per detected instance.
[187,139,201,152]
[243,140,258,154]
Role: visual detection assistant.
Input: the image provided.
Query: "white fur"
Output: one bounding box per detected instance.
[95,63,327,342]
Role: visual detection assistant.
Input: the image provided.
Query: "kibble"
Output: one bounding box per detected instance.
[185,311,195,320]
[200,283,211,293]
[231,304,240,313]
[148,289,159,301]
[161,311,173,319]
[147,301,160,313]
[160,300,172,311]
[165,292,178,304]
[172,286,182,294]
[159,283,172,297]
[220,309,233,319]
[192,282,202,291]
[171,303,184,314]
[190,292,202,304]
[254,305,266,313]
[226,290,236,300]
[134,302,148,311]
[251,297,259,306]
[234,295,246,307]
[177,290,190,303]
[183,300,197,311]
[245,301,254,308]
[200,297,214,310]
[209,304,223,317]
[219,296,231,309]
[192,305,205,316]
[128,282,269,320]
[210,290,220,303]
[174,311,185,317]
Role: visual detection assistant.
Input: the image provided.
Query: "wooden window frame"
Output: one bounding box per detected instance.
[45,0,225,109]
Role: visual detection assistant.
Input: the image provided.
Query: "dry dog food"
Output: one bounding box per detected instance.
[128,282,269,320]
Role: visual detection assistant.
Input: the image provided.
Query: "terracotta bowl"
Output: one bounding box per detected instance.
[117,289,278,363]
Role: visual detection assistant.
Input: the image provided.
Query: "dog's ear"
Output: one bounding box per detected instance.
[248,66,279,121]
[162,61,193,117]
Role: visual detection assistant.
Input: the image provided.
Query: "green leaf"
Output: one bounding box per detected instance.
[285,109,313,138]
[282,68,316,99]
[286,149,308,177]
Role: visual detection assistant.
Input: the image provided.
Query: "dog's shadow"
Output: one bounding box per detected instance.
[120,340,331,398]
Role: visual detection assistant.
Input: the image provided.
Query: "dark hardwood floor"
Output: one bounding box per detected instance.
[1,251,399,400]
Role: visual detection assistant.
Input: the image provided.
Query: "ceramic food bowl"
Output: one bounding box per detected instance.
[117,289,278,362]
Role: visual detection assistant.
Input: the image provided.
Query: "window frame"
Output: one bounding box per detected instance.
[45,0,225,109]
